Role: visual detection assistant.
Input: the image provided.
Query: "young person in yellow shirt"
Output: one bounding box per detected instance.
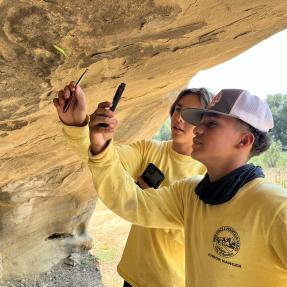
[69,88,287,287]
[54,84,213,287]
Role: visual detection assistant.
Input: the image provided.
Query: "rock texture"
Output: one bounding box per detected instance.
[1,0,287,282]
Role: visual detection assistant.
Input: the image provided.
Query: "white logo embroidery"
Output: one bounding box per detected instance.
[208,92,222,108]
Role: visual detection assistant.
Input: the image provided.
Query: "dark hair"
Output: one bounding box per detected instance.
[169,88,214,116]
[237,120,272,158]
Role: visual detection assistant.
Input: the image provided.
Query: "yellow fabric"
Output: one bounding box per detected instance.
[116,140,206,287]
[88,142,287,287]
[62,120,90,161]
[63,123,206,287]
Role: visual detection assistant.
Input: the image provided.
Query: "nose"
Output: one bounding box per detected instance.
[174,111,184,123]
[178,113,184,122]
[193,123,204,135]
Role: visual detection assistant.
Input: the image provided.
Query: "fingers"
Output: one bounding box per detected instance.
[96,121,118,133]
[137,176,150,189]
[89,104,118,132]
[90,102,115,122]
[63,84,73,100]
[54,87,70,109]
[98,101,112,109]
[68,81,76,90]
[95,106,114,117]
[90,120,118,133]
[63,82,81,101]
[66,81,87,111]
[58,90,65,106]
[53,90,65,113]
[89,114,118,130]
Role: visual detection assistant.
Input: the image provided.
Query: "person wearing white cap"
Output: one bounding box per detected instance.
[54,83,214,287]
[84,88,287,287]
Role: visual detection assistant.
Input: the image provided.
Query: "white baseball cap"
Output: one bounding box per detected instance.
[181,89,274,132]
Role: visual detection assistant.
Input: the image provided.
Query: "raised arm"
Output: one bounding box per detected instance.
[54,82,91,161]
[54,83,158,180]
[87,141,185,229]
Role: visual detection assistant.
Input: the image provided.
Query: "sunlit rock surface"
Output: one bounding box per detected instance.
[1,0,287,281]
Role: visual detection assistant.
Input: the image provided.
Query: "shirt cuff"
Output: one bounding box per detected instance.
[62,115,90,138]
[88,139,115,164]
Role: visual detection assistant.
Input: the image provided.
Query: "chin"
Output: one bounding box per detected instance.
[191,150,203,161]
[172,135,183,143]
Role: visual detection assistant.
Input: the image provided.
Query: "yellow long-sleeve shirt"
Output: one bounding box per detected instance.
[115,140,205,287]
[87,141,287,287]
[63,123,206,287]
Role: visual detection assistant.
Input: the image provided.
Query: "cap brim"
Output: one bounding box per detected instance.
[181,108,237,125]
[181,108,205,125]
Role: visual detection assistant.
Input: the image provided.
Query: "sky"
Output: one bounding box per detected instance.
[189,29,287,99]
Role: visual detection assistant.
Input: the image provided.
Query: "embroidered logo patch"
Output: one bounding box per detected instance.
[208,91,222,108]
[213,226,240,258]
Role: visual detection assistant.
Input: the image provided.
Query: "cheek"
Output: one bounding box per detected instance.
[184,124,195,135]
[170,113,177,124]
[215,135,236,151]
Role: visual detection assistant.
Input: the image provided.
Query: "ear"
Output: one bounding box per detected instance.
[237,133,255,149]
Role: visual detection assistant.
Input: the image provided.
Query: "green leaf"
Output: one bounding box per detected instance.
[53,44,68,57]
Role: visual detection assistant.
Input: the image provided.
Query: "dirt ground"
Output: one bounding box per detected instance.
[2,200,130,287]
[2,252,104,287]
[89,201,131,287]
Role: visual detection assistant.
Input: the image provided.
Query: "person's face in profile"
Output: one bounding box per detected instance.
[191,114,245,167]
[171,93,202,146]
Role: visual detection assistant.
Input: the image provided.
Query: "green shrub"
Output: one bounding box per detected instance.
[250,140,287,168]
[153,117,171,141]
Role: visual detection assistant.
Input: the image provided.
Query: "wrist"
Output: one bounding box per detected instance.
[61,115,89,127]
[73,118,88,127]
[90,141,109,155]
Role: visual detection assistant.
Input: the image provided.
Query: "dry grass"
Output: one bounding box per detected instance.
[89,201,130,287]
[265,168,287,188]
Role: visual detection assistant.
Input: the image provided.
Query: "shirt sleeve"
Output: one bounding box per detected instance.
[116,140,147,179]
[62,119,149,180]
[62,118,90,162]
[269,203,287,269]
[88,141,185,229]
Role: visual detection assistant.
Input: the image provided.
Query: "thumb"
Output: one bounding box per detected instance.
[74,86,85,101]
[74,86,87,109]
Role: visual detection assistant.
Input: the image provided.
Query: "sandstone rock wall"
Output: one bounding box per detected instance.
[1,0,287,281]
